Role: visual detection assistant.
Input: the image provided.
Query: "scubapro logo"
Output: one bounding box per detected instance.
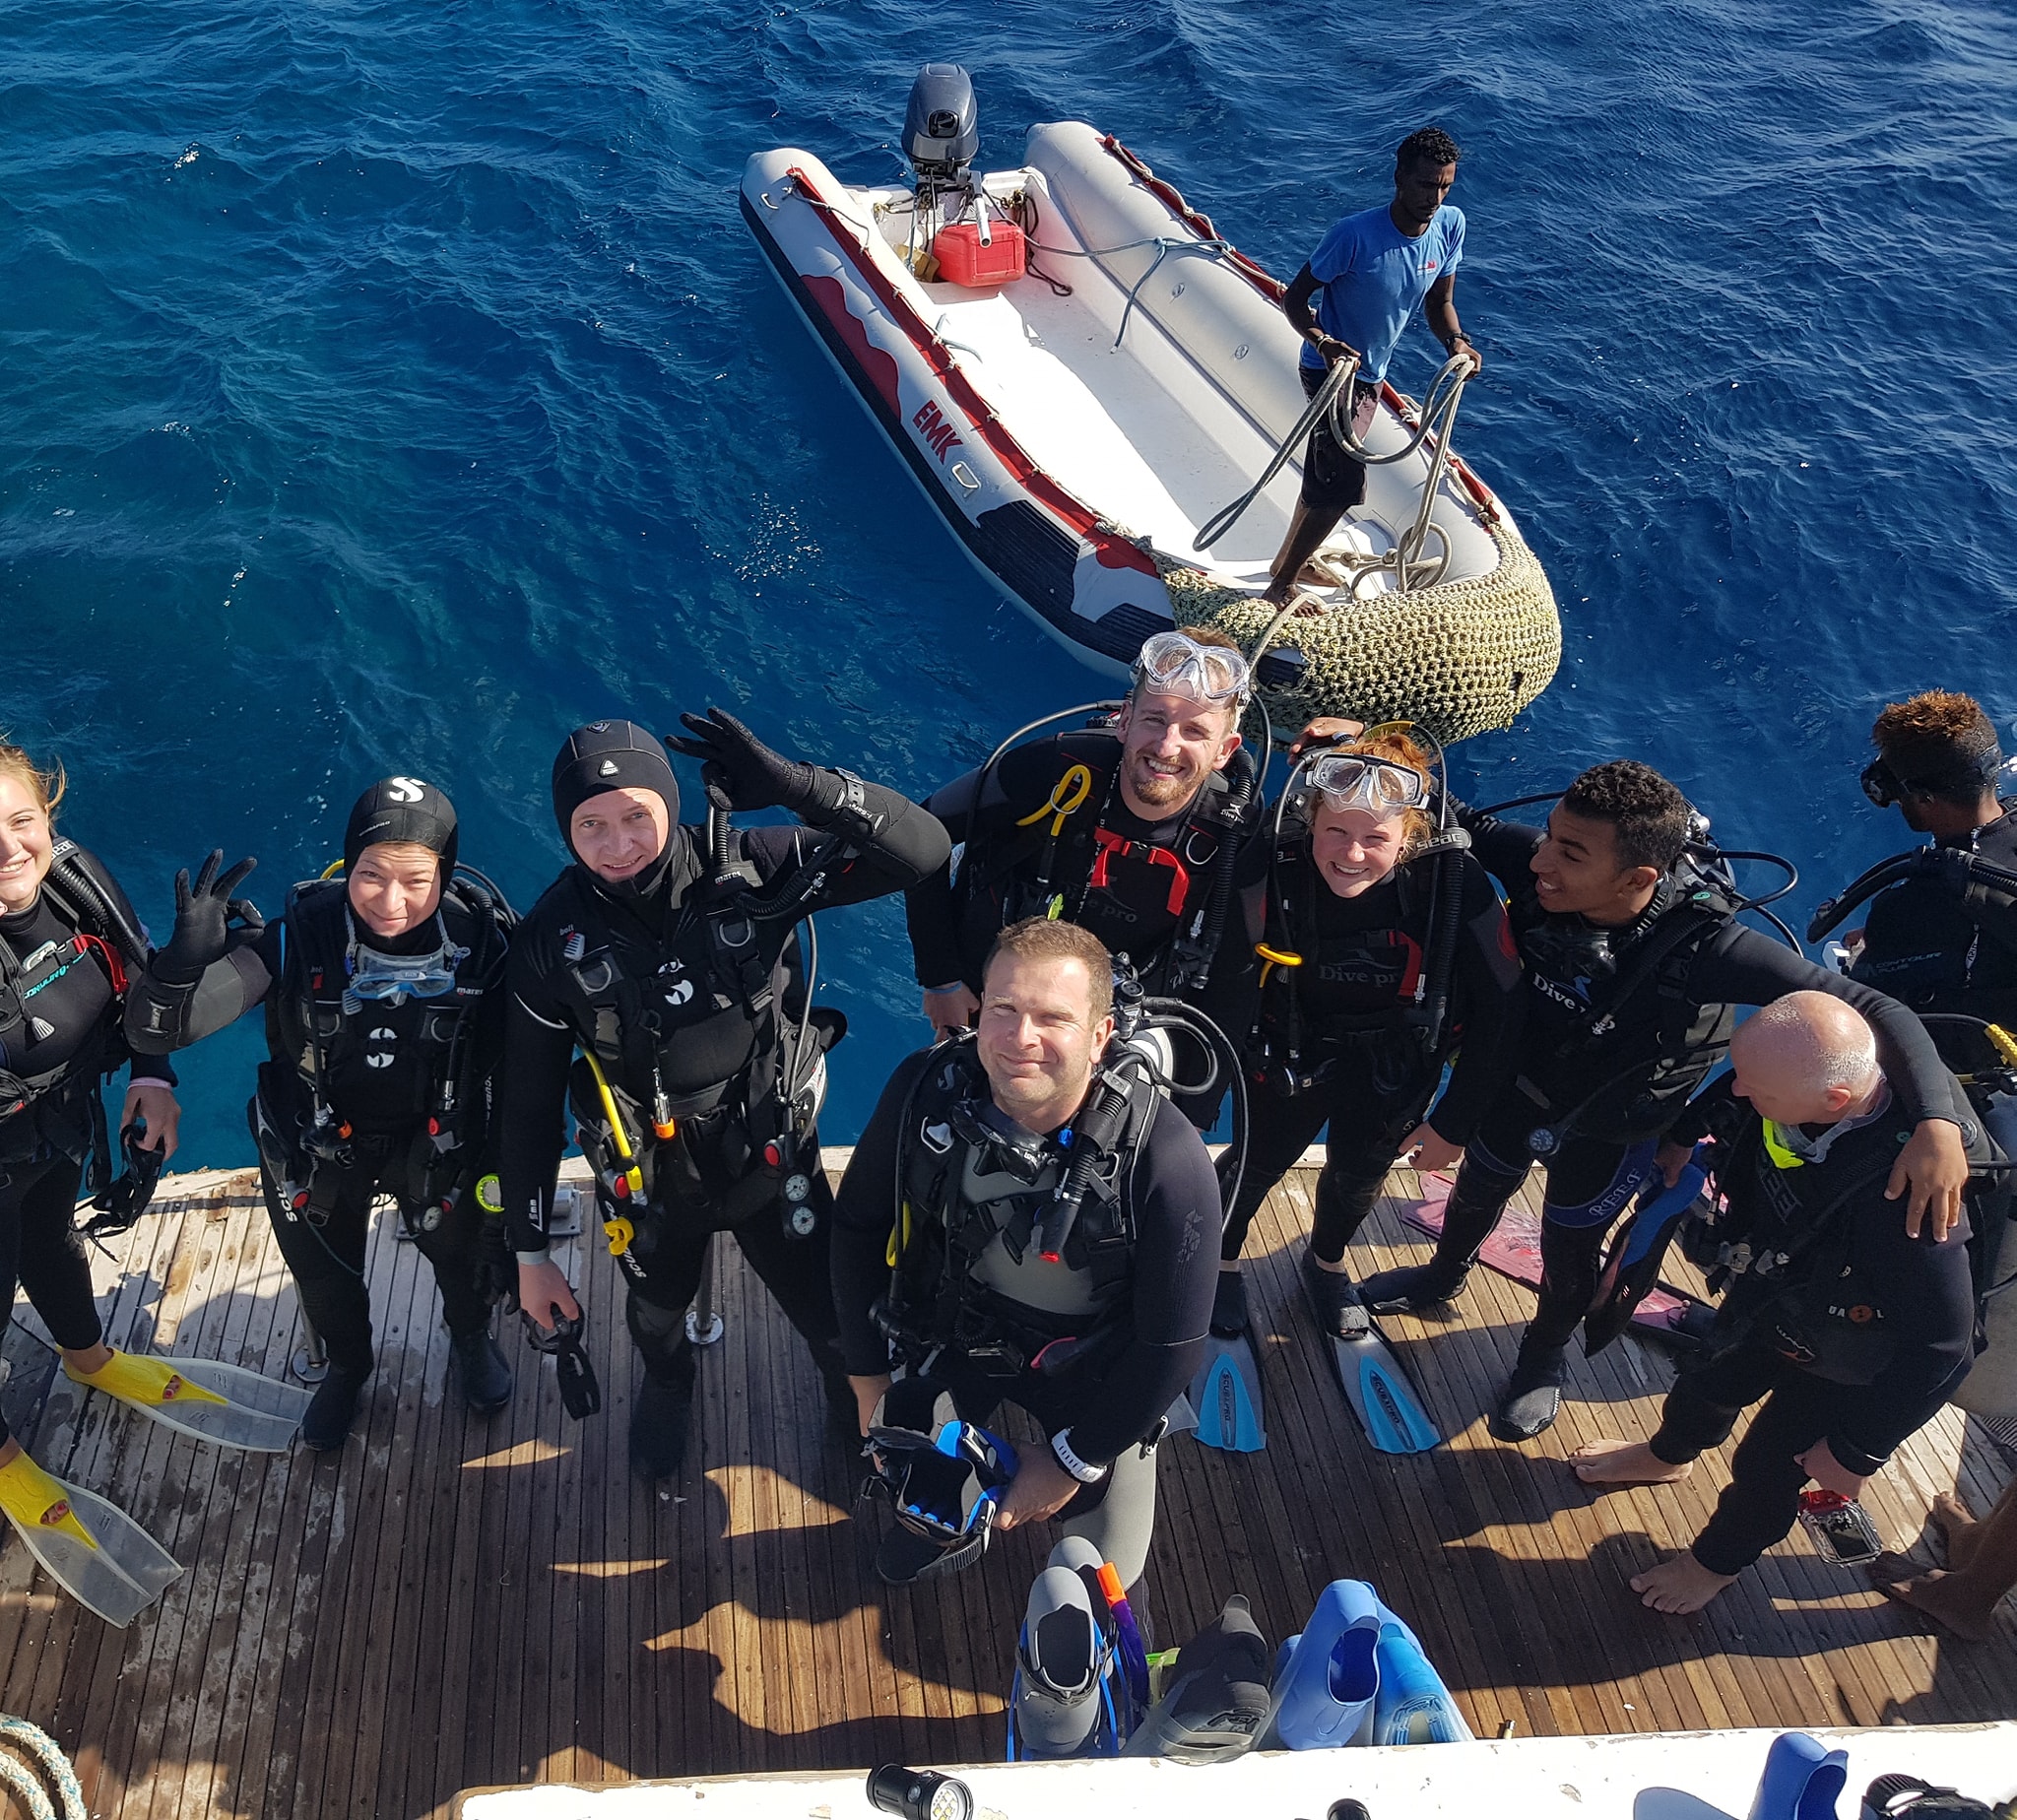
[386,777,428,804]
[365,1027,397,1068]
[662,978,694,1007]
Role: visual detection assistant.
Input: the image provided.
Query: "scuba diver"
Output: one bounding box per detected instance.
[1353,756,1975,1443]
[1206,726,1523,1454]
[903,627,1257,1068]
[830,917,1220,1590]
[1572,995,1981,1615]
[498,714,949,1483]
[126,776,517,1452]
[1263,124,1480,606]
[0,737,240,1626]
[1813,690,2017,1061]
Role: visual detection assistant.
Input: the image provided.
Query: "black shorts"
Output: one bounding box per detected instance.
[1299,362,1379,513]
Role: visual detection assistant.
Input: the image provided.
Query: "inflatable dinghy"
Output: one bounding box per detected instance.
[741,68,1561,741]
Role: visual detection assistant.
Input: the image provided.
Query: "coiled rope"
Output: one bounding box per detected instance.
[1193,349,1473,585]
[0,1717,85,1820]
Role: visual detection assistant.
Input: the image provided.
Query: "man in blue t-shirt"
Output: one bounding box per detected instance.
[1262,125,1482,604]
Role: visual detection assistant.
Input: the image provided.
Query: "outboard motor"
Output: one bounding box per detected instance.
[903,63,978,182]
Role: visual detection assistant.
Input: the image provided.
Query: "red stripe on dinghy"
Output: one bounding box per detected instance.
[802,275,902,416]
[1098,134,1505,530]
[783,164,1160,579]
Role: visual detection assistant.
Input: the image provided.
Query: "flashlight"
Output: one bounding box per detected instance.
[866,1764,973,1820]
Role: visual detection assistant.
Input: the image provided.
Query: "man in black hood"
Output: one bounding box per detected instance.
[498,712,948,1480]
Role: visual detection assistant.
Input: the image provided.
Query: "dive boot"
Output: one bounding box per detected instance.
[0,1450,181,1628]
[629,1373,693,1483]
[301,1367,371,1452]
[1298,1247,1368,1338]
[1359,1259,1471,1315]
[450,1331,513,1413]
[1489,1340,1568,1442]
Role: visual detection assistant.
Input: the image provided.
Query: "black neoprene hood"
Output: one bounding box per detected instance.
[550,720,681,838]
[343,776,459,877]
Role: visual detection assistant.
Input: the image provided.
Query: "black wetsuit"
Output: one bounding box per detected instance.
[127,878,510,1378]
[499,789,946,1411]
[1652,1076,1978,1575]
[1434,805,1970,1362]
[1220,830,1524,1263]
[1848,802,2017,1059]
[0,845,168,1441]
[905,732,1253,1046]
[830,1043,1219,1584]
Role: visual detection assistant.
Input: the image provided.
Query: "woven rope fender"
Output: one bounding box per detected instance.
[1146,512,1561,746]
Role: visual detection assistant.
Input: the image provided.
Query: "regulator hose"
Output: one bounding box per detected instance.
[1807,846,2017,943]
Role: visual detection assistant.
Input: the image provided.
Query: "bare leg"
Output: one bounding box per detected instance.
[1572,1438,1693,1487]
[1632,1551,1737,1614]
[1930,1488,1983,1568]
[1872,1477,2017,1643]
[1263,501,1344,605]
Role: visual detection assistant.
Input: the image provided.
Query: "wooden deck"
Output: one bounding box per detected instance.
[0,1155,2010,1820]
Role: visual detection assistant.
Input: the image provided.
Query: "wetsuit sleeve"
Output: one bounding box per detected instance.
[1425,865,1525,1142]
[903,769,982,990]
[1688,927,1970,1130]
[1823,1204,1977,1477]
[1063,1100,1218,1464]
[1449,801,1547,896]
[829,1050,936,1375]
[124,923,277,1054]
[744,779,950,918]
[496,934,579,1256]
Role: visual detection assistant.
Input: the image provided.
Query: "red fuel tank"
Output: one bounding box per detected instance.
[934,218,1026,288]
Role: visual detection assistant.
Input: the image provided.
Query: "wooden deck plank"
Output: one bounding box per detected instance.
[0,1159,2007,1820]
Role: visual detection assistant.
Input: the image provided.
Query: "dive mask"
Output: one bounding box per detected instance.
[1132,630,1251,706]
[344,910,465,1008]
[1306,752,1429,813]
[1861,745,2003,809]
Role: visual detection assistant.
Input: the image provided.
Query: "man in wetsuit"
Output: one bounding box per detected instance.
[832,917,1218,1589]
[1360,759,1974,1441]
[1263,125,1481,605]
[1573,994,1978,1614]
[906,628,1256,1060]
[500,714,948,1481]
[1839,690,2017,1054]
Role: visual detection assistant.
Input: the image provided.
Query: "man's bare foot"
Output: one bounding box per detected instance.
[1865,1550,1919,1587]
[1929,1489,1982,1569]
[1572,1439,1692,1487]
[1631,1551,1736,1614]
[1874,1566,2003,1644]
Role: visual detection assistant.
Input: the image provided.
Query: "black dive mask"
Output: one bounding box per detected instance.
[1862,747,2002,810]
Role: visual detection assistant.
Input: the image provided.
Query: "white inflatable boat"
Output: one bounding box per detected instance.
[741,80,1561,741]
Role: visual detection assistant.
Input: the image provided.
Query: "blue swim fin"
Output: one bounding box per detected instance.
[1746,1731,1848,1820]
[1189,1333,1266,1453]
[1331,1326,1440,1456]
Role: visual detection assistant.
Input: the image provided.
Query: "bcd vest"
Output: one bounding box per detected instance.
[0,840,150,1171]
[878,1039,1161,1376]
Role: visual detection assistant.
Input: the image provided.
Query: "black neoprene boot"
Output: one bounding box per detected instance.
[1298,1246,1367,1338]
[1361,1166,1514,1313]
[1358,1258,1471,1314]
[451,1329,512,1413]
[301,1367,370,1452]
[1209,1269,1250,1337]
[630,1372,694,1482]
[1490,1338,1568,1442]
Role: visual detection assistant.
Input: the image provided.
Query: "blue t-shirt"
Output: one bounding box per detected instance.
[1299,202,1465,380]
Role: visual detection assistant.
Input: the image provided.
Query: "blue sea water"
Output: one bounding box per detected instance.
[3,0,2013,1167]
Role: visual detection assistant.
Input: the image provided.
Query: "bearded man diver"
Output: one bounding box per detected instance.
[498,714,947,1482]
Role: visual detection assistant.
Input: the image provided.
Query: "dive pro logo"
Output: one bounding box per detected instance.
[911,398,963,462]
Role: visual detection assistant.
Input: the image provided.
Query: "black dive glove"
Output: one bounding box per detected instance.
[475,1213,516,1309]
[152,851,261,987]
[666,708,820,815]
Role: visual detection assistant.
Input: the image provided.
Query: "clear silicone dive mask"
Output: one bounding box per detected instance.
[344,910,464,1005]
[1131,630,1251,706]
[1306,752,1428,813]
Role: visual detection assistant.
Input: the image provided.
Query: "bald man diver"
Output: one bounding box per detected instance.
[1574,993,1982,1614]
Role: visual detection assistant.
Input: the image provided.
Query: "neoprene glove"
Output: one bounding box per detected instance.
[665,708,819,815]
[475,1213,517,1310]
[151,851,259,987]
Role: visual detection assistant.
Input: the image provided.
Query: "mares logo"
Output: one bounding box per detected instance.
[911,398,964,463]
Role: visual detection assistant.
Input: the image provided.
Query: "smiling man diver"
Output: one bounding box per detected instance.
[905,628,1257,1050]
[1264,125,1481,605]
[1357,759,1976,1442]
[499,715,947,1482]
